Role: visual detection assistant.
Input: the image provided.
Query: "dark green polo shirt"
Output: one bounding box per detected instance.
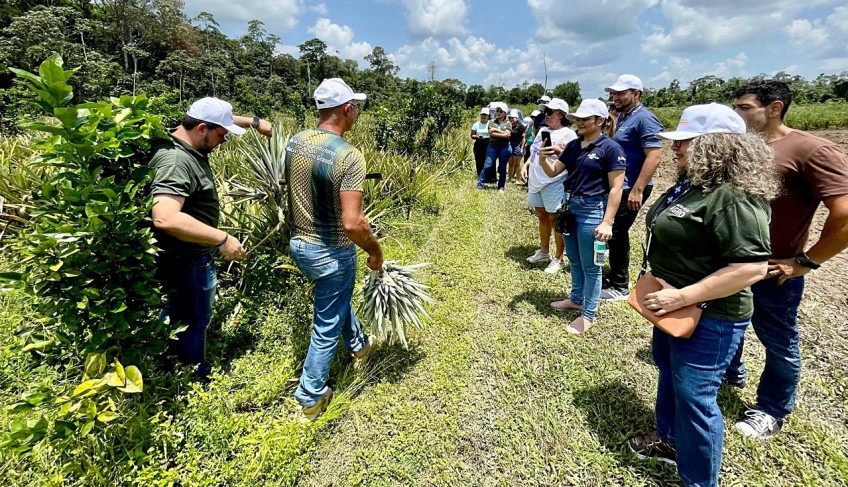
[149,134,219,254]
[645,183,771,321]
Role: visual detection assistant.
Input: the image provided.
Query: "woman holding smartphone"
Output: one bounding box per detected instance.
[539,99,625,334]
[470,108,490,177]
[521,98,577,273]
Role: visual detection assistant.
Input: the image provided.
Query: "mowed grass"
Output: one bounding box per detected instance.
[299,178,848,486]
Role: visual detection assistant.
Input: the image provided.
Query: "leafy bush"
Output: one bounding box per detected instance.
[374,84,463,158]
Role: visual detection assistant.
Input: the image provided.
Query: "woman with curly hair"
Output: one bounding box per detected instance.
[627,103,781,487]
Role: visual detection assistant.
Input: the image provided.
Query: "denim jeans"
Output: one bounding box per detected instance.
[290,239,369,406]
[477,143,511,190]
[563,194,606,321]
[605,185,653,290]
[653,316,749,487]
[158,251,217,377]
[724,277,804,420]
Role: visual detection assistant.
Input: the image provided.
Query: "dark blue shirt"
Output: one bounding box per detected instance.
[558,134,627,197]
[534,112,547,131]
[613,103,663,189]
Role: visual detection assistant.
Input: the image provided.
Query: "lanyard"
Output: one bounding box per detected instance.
[641,178,692,276]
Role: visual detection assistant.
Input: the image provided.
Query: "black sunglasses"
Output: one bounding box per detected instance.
[544,108,555,115]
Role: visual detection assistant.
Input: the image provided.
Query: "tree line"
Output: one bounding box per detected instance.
[1,1,847,133]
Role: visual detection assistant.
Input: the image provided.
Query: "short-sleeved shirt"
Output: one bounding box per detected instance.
[613,103,664,189]
[558,134,627,197]
[525,124,534,144]
[527,126,578,192]
[285,128,366,248]
[646,184,772,321]
[149,134,219,255]
[471,121,490,139]
[488,118,512,145]
[509,122,526,145]
[769,130,848,258]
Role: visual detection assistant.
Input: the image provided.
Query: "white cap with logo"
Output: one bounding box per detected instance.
[187,97,246,135]
[314,78,366,109]
[546,98,570,114]
[657,103,746,141]
[605,74,644,93]
[567,99,609,120]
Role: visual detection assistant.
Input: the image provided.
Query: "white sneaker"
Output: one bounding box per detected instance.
[735,409,782,439]
[526,250,551,264]
[544,258,562,274]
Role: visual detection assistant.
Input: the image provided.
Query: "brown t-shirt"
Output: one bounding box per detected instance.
[769,130,848,258]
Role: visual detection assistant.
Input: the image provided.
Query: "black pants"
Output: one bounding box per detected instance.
[473,139,489,176]
[605,186,653,290]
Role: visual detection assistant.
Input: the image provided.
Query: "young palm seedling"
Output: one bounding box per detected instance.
[358,261,434,349]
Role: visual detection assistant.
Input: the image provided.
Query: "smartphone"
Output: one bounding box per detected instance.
[541,130,551,147]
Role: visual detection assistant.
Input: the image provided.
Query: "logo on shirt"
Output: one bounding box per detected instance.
[668,204,691,218]
[587,153,600,160]
[617,156,626,163]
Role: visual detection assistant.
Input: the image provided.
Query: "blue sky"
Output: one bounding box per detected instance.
[183,0,848,98]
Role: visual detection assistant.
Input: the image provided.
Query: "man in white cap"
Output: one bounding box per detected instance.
[150,97,271,378]
[601,74,664,301]
[534,95,551,131]
[286,78,381,420]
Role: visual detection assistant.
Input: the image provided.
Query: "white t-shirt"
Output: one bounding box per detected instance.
[527,126,578,193]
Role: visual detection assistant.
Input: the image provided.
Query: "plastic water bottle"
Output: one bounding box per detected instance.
[593,239,606,266]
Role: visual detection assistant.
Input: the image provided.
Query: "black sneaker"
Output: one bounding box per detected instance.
[628,432,677,466]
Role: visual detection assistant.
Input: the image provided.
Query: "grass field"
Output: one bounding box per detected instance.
[653,102,848,131]
[2,126,848,485]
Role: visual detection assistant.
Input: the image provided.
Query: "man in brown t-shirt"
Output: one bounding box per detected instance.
[725,80,848,439]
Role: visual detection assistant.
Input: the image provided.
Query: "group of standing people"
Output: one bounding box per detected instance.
[476,76,848,487]
[146,72,848,487]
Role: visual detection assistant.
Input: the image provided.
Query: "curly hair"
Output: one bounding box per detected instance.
[685,133,781,199]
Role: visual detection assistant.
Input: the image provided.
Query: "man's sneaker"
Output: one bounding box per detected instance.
[352,335,378,369]
[527,250,551,264]
[544,258,562,274]
[628,432,677,466]
[599,287,630,301]
[301,387,333,421]
[721,375,747,389]
[735,409,782,439]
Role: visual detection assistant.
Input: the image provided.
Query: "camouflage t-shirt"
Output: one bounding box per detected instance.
[285,128,366,247]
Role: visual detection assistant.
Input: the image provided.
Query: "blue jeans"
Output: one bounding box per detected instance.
[290,240,369,406]
[477,143,511,190]
[158,251,217,377]
[654,316,749,487]
[724,277,804,420]
[563,194,605,321]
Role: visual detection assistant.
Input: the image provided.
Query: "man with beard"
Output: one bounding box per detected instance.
[149,97,271,377]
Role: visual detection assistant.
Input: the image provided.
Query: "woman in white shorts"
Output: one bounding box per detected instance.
[521,98,577,273]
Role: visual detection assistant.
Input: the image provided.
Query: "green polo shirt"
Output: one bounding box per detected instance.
[487,119,512,145]
[149,134,219,254]
[645,183,771,321]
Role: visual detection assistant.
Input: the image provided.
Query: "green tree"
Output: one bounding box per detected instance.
[365,46,398,77]
[551,81,581,107]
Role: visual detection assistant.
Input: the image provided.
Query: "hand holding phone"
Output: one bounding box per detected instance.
[541,130,552,147]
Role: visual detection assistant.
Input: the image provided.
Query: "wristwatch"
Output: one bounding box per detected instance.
[794,252,820,270]
[250,115,260,129]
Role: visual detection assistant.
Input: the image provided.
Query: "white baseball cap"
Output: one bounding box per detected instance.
[508,109,521,119]
[314,78,366,109]
[567,99,609,120]
[523,116,533,123]
[479,108,489,115]
[537,95,552,103]
[491,101,508,112]
[186,97,246,135]
[546,98,570,114]
[657,103,746,141]
[530,109,541,117]
[605,74,644,93]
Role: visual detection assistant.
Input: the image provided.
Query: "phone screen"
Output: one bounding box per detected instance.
[541,131,551,147]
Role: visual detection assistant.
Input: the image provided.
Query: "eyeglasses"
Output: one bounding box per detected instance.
[671,139,691,149]
[204,123,230,142]
[543,108,555,116]
[496,109,504,113]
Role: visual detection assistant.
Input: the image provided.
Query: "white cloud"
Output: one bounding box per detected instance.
[309,2,329,15]
[528,0,659,43]
[183,0,301,33]
[307,18,374,64]
[401,0,469,39]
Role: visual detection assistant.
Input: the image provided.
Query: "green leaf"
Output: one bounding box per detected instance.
[49,261,63,272]
[22,340,53,352]
[84,352,107,378]
[73,379,103,397]
[80,421,95,436]
[97,411,119,423]
[117,366,143,394]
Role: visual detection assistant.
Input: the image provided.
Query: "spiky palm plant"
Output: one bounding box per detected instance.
[358,261,434,349]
